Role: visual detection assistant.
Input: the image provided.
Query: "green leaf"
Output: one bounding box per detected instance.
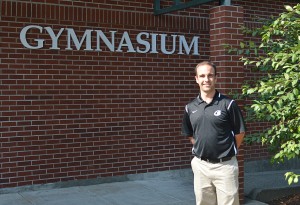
[288,93,295,101]
[294,176,299,184]
[285,5,293,12]
[285,172,292,179]
[267,104,273,112]
[284,73,289,80]
[277,91,284,95]
[249,41,255,48]
[293,88,299,96]
[288,176,293,185]
[263,58,271,66]
[292,54,297,63]
[292,80,298,87]
[254,48,258,56]
[240,42,245,49]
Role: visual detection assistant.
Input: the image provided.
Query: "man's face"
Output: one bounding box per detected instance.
[195,64,217,94]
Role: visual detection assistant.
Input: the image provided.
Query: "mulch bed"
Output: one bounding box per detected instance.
[268,193,300,205]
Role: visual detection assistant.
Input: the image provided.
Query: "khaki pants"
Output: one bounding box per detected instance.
[191,156,239,205]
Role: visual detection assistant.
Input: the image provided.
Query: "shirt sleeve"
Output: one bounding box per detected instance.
[228,100,246,135]
[181,105,193,137]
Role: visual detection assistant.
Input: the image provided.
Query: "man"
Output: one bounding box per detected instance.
[181,61,246,205]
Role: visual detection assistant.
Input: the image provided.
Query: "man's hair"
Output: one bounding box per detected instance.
[195,61,217,76]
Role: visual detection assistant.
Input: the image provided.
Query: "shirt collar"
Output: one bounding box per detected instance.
[197,90,220,105]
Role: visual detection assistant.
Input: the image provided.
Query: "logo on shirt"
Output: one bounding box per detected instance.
[192,110,198,114]
[214,110,221,116]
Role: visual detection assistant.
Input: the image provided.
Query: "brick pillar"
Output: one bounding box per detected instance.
[209,6,245,204]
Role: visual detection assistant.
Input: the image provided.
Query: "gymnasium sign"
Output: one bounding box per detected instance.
[20,25,200,55]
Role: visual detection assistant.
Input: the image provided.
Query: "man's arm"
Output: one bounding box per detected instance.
[235,132,245,149]
[188,136,195,145]
[182,105,194,143]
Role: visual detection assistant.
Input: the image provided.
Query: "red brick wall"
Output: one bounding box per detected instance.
[0,0,210,188]
[0,0,298,189]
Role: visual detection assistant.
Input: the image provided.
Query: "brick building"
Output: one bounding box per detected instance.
[1,0,298,203]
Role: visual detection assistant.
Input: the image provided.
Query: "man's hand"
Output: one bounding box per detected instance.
[235,132,245,148]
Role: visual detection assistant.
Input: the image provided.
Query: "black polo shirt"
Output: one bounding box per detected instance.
[181,91,246,159]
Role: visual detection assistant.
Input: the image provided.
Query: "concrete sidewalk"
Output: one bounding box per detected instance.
[2,159,300,205]
[0,177,265,205]
[0,168,272,205]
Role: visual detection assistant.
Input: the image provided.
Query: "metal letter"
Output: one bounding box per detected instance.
[66,28,93,51]
[95,30,116,51]
[178,35,199,55]
[160,34,177,55]
[20,25,44,49]
[116,32,136,53]
[45,27,64,50]
[150,33,159,54]
[136,32,151,53]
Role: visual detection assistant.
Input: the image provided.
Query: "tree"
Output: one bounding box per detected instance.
[228,4,300,184]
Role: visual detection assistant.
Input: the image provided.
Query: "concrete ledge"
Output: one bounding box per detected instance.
[245,197,268,205]
[245,158,300,203]
[254,186,300,203]
[245,158,300,173]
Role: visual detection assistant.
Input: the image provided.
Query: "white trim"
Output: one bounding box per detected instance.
[233,131,238,154]
[233,143,238,154]
[227,100,234,110]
